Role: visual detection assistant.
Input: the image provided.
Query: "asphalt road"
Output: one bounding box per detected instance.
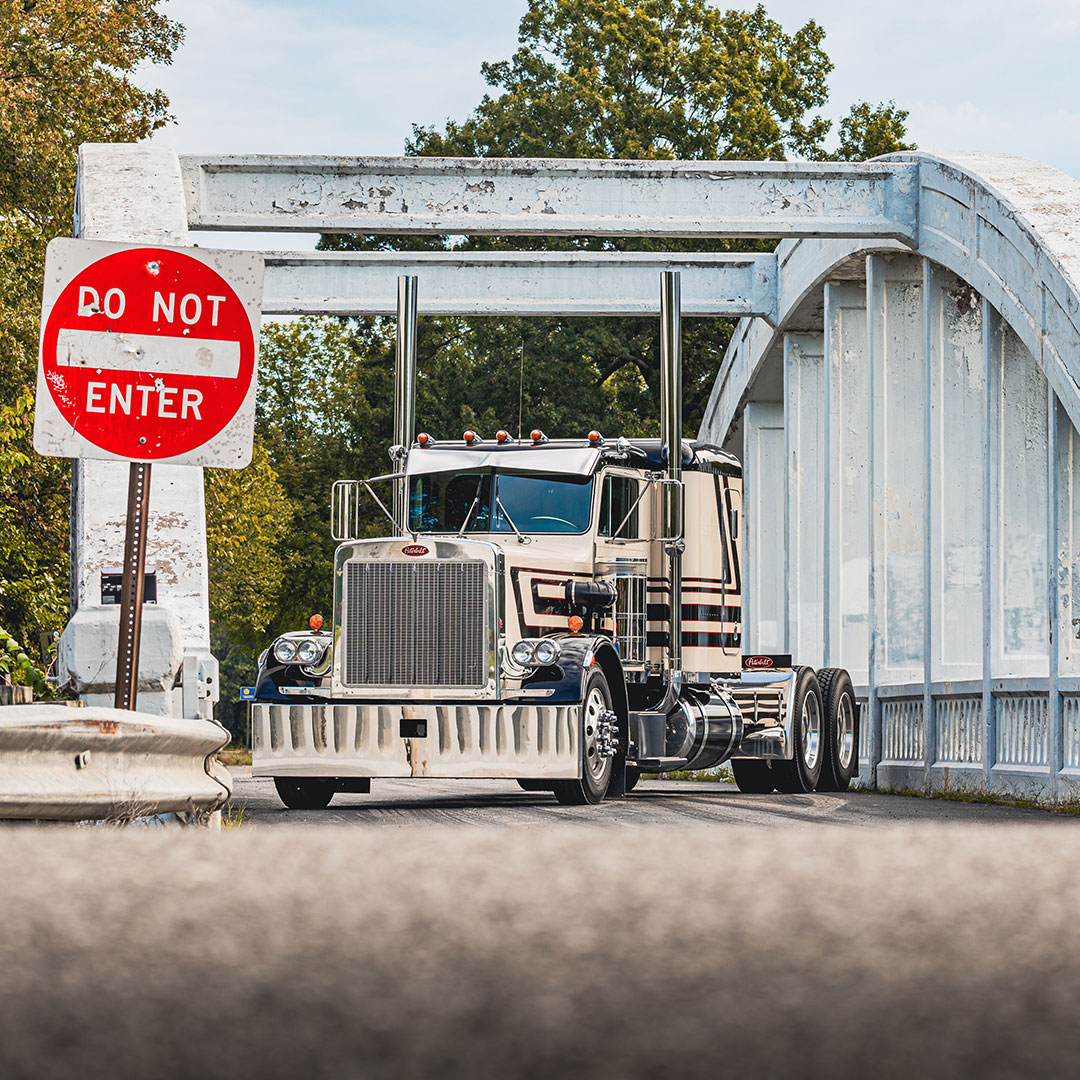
[230,769,1076,826]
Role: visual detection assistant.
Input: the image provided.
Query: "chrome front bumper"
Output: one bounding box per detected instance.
[252,701,581,780]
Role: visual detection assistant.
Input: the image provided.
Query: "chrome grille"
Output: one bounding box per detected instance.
[343,559,488,687]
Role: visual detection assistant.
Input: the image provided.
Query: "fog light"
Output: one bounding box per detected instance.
[511,639,535,666]
[273,639,297,663]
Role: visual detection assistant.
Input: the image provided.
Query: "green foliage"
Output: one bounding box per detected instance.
[205,439,294,740]
[830,101,913,162]
[408,0,835,160]
[0,623,49,695]
[205,440,293,646]
[0,394,68,645]
[0,0,183,652]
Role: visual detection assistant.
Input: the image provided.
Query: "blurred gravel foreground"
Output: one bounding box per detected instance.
[0,825,1077,1079]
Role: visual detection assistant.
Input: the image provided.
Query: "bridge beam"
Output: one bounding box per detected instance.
[180,155,919,241]
[262,250,778,319]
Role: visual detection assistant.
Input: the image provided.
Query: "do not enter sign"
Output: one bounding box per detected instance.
[35,238,263,468]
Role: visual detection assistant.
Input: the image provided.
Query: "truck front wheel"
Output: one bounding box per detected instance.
[552,669,615,806]
[273,777,334,810]
[771,667,824,794]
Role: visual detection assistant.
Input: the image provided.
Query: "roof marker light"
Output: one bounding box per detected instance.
[416,432,434,447]
[496,430,514,444]
[463,430,483,445]
[531,429,549,445]
[588,430,604,446]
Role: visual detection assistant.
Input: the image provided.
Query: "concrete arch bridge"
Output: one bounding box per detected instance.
[66,146,1080,799]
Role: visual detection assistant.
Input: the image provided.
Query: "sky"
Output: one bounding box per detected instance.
[144,0,1080,249]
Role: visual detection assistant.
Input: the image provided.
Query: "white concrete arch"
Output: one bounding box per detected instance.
[699,153,1080,801]
[700,152,1080,444]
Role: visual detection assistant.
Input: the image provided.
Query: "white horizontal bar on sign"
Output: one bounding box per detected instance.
[55,328,241,379]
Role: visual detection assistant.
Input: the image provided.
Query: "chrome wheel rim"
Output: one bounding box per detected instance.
[836,691,856,771]
[802,690,822,771]
[583,686,611,784]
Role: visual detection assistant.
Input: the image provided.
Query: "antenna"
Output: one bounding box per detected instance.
[517,337,525,441]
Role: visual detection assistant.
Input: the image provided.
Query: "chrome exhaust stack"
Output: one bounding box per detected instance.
[659,270,684,690]
[392,274,418,533]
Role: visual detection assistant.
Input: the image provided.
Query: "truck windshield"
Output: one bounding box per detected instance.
[408,470,594,534]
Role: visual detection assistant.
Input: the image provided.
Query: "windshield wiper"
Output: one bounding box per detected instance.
[457,476,486,537]
[495,496,530,544]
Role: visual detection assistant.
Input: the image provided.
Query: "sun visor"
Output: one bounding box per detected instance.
[406,446,602,477]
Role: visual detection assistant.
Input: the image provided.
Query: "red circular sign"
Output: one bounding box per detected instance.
[41,247,255,460]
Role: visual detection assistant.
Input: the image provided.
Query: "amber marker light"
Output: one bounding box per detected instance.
[309,614,324,631]
[568,615,584,633]
[588,430,604,445]
[463,430,481,445]
[416,432,431,447]
[531,429,549,445]
[496,430,511,444]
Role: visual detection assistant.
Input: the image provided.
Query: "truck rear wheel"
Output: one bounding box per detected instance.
[816,668,859,791]
[731,759,775,793]
[771,667,824,794]
[551,669,615,805]
[273,777,334,810]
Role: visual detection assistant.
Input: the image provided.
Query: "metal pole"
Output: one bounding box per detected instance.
[660,270,683,678]
[114,462,151,710]
[393,275,419,533]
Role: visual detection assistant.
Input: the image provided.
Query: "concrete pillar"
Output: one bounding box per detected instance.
[60,143,215,718]
[743,401,786,653]
[867,254,926,689]
[823,282,870,687]
[988,316,1049,680]
[784,332,825,668]
[925,263,985,684]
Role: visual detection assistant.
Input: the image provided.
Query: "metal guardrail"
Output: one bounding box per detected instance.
[0,705,231,821]
[854,677,1080,801]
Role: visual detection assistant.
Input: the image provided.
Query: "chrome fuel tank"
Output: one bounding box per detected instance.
[665,688,743,771]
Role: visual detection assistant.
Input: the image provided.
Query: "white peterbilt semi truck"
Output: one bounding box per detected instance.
[250,273,858,809]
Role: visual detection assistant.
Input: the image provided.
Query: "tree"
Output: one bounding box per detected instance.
[407,1,910,163]
[0,0,184,652]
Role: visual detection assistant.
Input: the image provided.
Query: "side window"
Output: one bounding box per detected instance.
[599,476,640,539]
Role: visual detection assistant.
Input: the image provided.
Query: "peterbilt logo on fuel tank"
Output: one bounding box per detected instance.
[744,656,774,669]
[401,544,429,556]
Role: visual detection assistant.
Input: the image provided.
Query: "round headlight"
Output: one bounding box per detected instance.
[273,638,298,663]
[296,639,321,664]
[511,639,535,666]
[532,639,559,666]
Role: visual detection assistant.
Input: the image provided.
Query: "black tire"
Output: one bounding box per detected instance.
[551,668,615,806]
[274,777,334,810]
[771,667,825,794]
[731,759,775,793]
[816,668,860,791]
[624,766,641,792]
[516,779,551,792]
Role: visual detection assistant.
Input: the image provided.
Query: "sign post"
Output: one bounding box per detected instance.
[35,238,263,710]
